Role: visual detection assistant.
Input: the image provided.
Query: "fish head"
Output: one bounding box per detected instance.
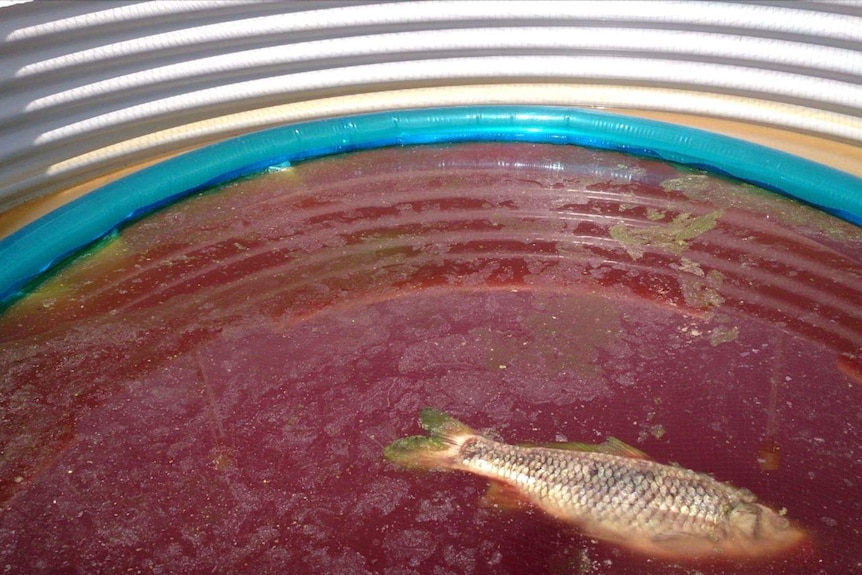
[726,502,806,555]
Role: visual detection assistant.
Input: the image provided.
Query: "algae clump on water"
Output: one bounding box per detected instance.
[609,210,723,260]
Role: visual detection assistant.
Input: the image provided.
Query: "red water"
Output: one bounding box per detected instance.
[1,143,860,574]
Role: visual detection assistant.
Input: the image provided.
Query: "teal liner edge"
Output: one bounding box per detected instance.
[2,105,861,305]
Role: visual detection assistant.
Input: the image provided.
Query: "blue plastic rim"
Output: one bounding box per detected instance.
[2,105,861,305]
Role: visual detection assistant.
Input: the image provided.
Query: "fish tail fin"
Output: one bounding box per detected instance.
[383,408,474,471]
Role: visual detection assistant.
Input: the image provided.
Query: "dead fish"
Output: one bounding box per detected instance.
[384,408,806,559]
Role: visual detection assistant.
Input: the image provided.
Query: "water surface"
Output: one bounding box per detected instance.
[1,143,860,574]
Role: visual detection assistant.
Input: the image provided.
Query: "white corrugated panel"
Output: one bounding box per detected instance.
[1,0,860,212]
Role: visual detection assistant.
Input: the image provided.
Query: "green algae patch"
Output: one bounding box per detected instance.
[609,210,724,260]
[646,208,667,222]
[667,173,862,242]
[660,174,712,194]
[709,325,739,346]
[680,269,725,310]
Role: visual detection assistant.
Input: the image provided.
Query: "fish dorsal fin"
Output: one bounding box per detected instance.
[602,437,652,460]
[521,437,652,460]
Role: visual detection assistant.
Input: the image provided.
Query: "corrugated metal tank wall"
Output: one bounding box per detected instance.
[1,0,861,235]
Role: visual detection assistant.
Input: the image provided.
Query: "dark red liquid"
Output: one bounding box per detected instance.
[1,143,860,574]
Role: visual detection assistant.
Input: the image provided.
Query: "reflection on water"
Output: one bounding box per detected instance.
[0,143,860,574]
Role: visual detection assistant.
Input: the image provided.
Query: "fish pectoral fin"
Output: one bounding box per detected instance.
[481,481,530,511]
[520,437,652,460]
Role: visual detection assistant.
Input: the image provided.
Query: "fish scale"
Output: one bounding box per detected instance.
[458,435,739,540]
[384,408,806,558]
